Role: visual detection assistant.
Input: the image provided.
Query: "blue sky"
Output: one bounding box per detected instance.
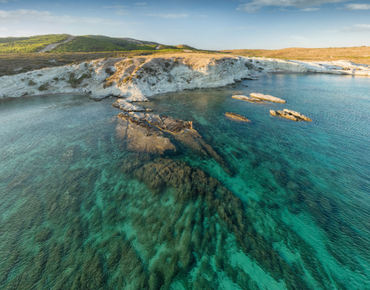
[0,0,370,49]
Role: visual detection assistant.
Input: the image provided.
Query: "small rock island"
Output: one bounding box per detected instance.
[250,93,286,103]
[270,109,312,122]
[225,112,251,122]
[232,95,265,103]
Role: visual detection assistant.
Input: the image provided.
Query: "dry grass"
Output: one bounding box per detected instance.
[0,51,219,77]
[223,46,370,65]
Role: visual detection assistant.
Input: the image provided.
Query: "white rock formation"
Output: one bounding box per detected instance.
[0,54,253,101]
[244,57,370,76]
[1,53,369,101]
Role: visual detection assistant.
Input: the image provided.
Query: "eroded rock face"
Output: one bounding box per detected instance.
[250,93,286,103]
[225,112,251,122]
[270,109,312,122]
[245,57,370,76]
[0,54,253,100]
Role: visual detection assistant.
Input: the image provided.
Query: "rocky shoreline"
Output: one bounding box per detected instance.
[1,53,369,101]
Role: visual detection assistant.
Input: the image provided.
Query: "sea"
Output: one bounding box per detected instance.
[0,73,369,290]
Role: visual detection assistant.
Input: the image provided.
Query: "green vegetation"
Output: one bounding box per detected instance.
[0,34,215,77]
[0,34,70,53]
[68,72,91,88]
[28,80,36,86]
[53,35,158,53]
[38,83,49,91]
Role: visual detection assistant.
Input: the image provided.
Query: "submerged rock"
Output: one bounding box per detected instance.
[113,99,152,112]
[270,109,312,122]
[118,112,193,134]
[250,93,286,103]
[117,112,232,174]
[232,94,264,103]
[225,112,251,122]
[116,117,175,154]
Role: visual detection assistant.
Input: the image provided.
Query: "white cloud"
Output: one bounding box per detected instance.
[238,0,348,13]
[0,9,123,25]
[148,13,189,19]
[103,5,127,9]
[341,4,370,10]
[343,24,370,32]
[135,2,147,5]
[319,24,370,33]
[115,10,130,15]
[300,7,321,11]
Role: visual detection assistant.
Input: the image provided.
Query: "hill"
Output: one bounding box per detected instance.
[0,34,70,53]
[223,47,370,65]
[0,34,199,53]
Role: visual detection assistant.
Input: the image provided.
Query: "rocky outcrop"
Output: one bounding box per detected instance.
[225,112,251,122]
[232,95,264,103]
[113,99,153,112]
[270,109,312,122]
[2,53,369,101]
[244,58,370,76]
[250,93,286,103]
[118,112,193,134]
[117,112,231,174]
[116,116,175,154]
[0,54,253,101]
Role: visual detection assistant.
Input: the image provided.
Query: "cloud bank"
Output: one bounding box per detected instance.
[341,4,370,10]
[238,0,348,13]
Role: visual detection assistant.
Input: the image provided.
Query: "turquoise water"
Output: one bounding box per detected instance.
[0,74,369,289]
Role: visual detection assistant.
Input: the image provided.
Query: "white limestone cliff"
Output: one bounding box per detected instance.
[245,57,370,76]
[0,53,369,101]
[0,54,253,101]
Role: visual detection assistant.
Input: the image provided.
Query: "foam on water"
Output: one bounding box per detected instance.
[0,74,369,289]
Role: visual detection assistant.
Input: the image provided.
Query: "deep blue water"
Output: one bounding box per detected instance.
[0,73,369,289]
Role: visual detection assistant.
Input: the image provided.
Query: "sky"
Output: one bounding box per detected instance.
[0,0,370,49]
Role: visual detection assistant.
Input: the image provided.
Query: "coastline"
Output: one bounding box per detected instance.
[0,53,369,102]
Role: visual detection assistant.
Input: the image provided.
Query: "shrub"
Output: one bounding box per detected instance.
[103,80,114,88]
[28,80,36,86]
[68,72,91,88]
[38,83,49,91]
[105,67,115,75]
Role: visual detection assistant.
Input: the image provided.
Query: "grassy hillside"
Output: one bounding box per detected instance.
[52,35,160,52]
[223,47,370,65]
[0,34,70,53]
[0,34,199,54]
[0,33,208,76]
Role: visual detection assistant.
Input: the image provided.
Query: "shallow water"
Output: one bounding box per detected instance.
[0,74,369,290]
